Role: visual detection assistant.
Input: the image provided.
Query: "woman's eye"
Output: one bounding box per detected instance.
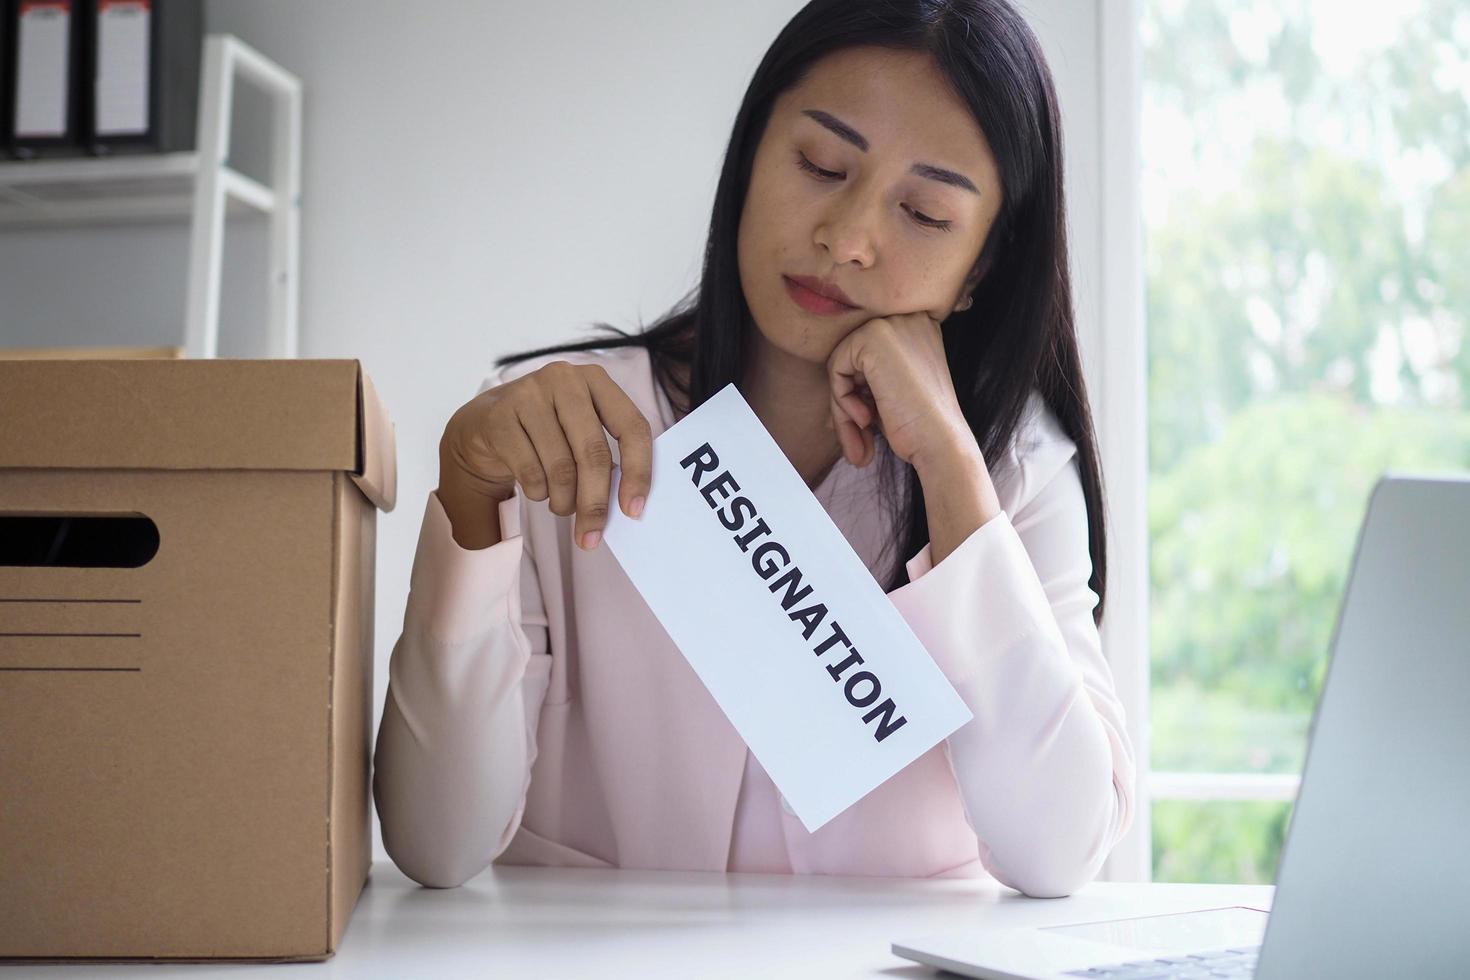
[796,153,954,233]
[905,206,952,232]
[796,152,842,180]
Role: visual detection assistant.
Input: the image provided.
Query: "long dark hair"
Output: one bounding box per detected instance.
[495,0,1109,626]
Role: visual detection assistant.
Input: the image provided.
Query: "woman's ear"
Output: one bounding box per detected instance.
[954,220,1005,314]
[954,254,987,312]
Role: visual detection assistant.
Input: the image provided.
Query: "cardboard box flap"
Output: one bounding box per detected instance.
[0,358,396,513]
[353,364,397,513]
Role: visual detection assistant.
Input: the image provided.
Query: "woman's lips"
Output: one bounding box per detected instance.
[783,275,858,316]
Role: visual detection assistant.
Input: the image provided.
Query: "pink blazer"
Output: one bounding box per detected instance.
[372,344,1135,897]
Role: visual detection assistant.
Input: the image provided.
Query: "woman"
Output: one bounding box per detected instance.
[373,0,1135,898]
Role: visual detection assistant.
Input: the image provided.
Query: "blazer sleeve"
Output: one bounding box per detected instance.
[887,436,1136,899]
[372,374,552,888]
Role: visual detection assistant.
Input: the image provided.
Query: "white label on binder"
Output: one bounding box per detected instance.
[601,382,974,832]
[15,1,71,138]
[96,0,151,136]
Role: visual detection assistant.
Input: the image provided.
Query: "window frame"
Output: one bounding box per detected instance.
[1094,0,1152,883]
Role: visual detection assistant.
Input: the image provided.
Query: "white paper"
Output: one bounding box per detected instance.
[15,1,71,139]
[95,0,151,137]
[601,382,973,832]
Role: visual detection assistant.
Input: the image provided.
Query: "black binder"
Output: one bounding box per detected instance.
[3,0,84,159]
[83,0,200,155]
[1,0,11,158]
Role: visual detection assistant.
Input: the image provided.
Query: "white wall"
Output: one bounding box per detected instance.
[0,0,1105,868]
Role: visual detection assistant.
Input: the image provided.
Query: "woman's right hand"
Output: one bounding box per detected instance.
[437,359,653,552]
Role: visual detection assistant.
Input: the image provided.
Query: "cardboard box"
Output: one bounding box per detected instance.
[0,357,397,961]
[0,345,186,359]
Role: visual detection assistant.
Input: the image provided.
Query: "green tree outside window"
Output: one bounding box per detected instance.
[1144,0,1470,883]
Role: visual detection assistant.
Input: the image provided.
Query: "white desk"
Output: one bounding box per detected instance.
[10,863,1273,977]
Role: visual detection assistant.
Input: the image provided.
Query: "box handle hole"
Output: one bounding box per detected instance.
[0,514,160,568]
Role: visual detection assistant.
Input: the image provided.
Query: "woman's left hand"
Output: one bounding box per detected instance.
[826,311,975,472]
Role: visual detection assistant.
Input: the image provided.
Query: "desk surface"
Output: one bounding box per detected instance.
[11,863,1273,978]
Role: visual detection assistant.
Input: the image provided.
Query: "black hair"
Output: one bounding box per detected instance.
[494,0,1109,626]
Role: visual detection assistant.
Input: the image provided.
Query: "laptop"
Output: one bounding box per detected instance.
[892,473,1470,979]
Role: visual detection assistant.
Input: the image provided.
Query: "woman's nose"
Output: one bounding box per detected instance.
[814,195,879,267]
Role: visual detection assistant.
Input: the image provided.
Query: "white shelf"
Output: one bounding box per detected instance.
[0,34,300,358]
[0,153,275,228]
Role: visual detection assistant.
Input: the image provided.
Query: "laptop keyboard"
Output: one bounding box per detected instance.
[1063,944,1260,978]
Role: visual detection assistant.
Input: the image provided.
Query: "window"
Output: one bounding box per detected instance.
[1142,0,1470,882]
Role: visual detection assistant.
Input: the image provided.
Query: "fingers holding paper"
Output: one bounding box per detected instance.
[439,359,652,552]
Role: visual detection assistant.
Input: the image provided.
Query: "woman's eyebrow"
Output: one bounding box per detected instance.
[801,108,980,195]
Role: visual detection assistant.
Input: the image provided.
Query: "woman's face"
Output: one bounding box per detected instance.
[737,45,1004,366]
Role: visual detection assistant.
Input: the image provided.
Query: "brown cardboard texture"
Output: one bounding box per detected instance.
[0,358,397,962]
[0,345,185,359]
